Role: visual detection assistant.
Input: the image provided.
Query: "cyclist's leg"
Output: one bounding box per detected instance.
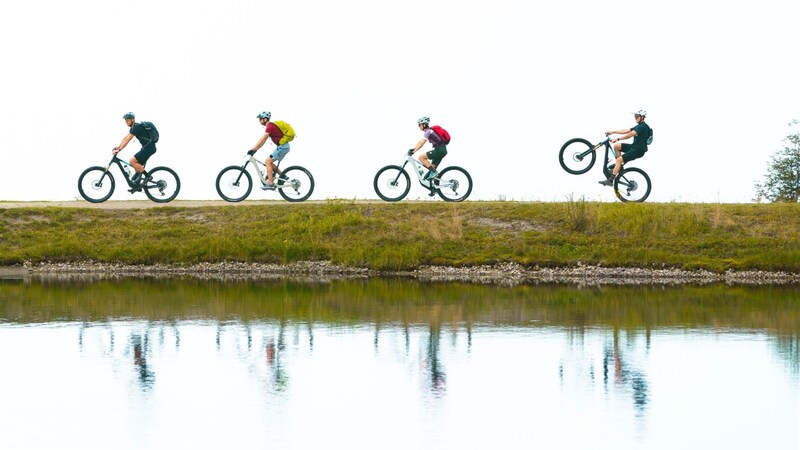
[611,143,631,177]
[424,146,447,180]
[425,146,447,169]
[621,146,646,165]
[131,145,156,180]
[419,152,432,169]
[266,144,290,185]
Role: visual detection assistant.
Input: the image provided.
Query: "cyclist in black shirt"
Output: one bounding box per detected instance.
[600,110,652,186]
[113,112,158,186]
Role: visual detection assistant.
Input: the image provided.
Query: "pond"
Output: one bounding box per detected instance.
[0,277,798,449]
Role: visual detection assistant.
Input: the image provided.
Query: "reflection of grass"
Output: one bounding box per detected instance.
[1,280,799,335]
[2,201,800,271]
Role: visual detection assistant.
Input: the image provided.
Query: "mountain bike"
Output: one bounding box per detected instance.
[374,153,472,202]
[216,152,314,202]
[78,153,181,203]
[558,135,652,203]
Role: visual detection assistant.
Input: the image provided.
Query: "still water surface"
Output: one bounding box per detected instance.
[1,278,798,449]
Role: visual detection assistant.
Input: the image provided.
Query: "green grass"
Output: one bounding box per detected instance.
[1,200,799,272]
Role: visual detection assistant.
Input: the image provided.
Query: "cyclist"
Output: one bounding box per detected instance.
[408,116,447,181]
[600,110,652,186]
[113,112,158,191]
[248,111,289,190]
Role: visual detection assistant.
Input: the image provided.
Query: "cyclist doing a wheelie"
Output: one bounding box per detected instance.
[599,110,652,186]
[114,112,159,192]
[408,116,447,181]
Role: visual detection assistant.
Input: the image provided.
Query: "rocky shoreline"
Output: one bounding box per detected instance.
[2,261,799,286]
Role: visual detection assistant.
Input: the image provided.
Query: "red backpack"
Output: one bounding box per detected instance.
[431,125,451,145]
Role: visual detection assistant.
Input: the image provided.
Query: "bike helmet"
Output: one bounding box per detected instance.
[122,112,135,120]
[417,116,430,125]
[257,111,271,120]
[632,110,647,117]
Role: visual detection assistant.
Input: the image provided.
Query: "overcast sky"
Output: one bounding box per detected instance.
[1,0,798,203]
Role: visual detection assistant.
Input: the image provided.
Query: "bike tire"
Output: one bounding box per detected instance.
[374,165,411,202]
[144,167,181,203]
[434,166,473,202]
[277,166,314,202]
[614,167,651,203]
[78,166,115,203]
[216,166,253,202]
[559,138,596,175]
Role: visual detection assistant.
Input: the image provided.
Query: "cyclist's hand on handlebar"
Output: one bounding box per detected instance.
[247,149,256,155]
[407,148,415,156]
[112,147,121,154]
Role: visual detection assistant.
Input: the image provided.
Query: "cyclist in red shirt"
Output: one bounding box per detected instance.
[248,111,290,190]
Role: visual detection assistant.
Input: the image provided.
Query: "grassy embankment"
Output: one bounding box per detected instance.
[0,200,799,272]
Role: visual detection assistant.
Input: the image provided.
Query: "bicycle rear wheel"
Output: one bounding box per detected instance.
[374,165,410,202]
[614,167,651,203]
[559,138,596,174]
[78,166,115,203]
[216,166,253,202]
[144,167,181,203]
[277,166,314,202]
[434,166,472,202]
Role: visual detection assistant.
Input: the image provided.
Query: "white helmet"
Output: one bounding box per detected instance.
[632,110,647,117]
[256,111,271,120]
[417,116,430,125]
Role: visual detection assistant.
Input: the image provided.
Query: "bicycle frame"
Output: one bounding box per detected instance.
[398,155,435,186]
[237,155,288,188]
[102,155,149,189]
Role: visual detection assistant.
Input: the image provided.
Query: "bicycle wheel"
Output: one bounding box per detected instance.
[78,166,115,203]
[144,167,181,203]
[614,167,651,203]
[277,166,314,202]
[559,138,596,175]
[434,166,472,202]
[216,166,253,202]
[374,165,410,202]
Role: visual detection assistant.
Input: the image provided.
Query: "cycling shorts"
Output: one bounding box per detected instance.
[426,145,448,166]
[133,144,157,166]
[269,143,290,162]
[621,144,646,163]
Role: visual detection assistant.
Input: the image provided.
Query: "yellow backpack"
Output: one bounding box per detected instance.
[273,120,296,145]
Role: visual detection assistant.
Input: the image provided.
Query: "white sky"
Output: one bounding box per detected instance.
[1,0,798,203]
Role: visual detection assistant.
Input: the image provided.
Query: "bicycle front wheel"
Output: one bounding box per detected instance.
[559,138,596,175]
[78,166,115,203]
[374,165,410,202]
[614,167,651,203]
[144,167,181,203]
[216,166,253,202]
[277,166,314,202]
[434,166,472,202]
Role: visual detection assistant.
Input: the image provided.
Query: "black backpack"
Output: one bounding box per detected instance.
[646,124,653,145]
[141,121,159,143]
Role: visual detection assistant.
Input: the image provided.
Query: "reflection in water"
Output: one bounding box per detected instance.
[131,333,155,391]
[0,278,799,449]
[426,324,446,396]
[604,327,648,415]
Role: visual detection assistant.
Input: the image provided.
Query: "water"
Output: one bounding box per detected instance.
[1,278,798,449]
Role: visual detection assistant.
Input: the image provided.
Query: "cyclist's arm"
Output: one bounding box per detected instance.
[114,133,134,152]
[410,139,427,153]
[609,128,638,142]
[251,133,269,151]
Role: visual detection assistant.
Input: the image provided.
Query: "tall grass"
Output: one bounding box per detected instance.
[1,201,799,271]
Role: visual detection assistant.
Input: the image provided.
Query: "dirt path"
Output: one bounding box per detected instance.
[0,200,332,209]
